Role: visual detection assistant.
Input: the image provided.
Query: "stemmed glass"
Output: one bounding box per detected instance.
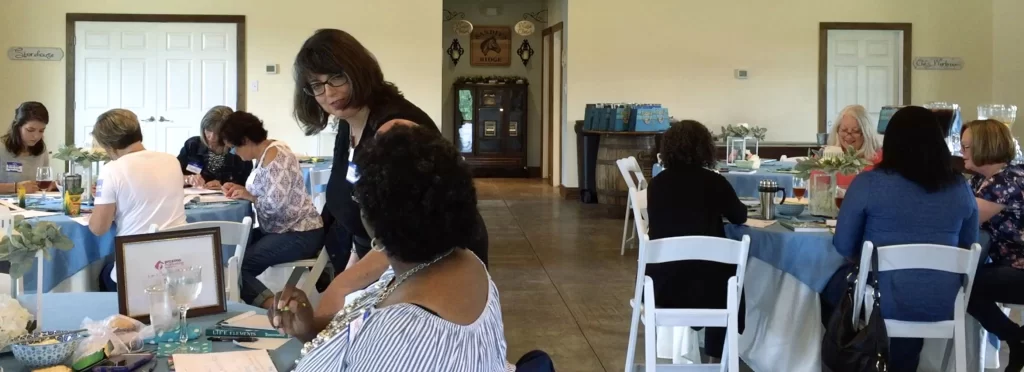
[164,266,203,353]
[36,167,53,200]
[792,178,806,202]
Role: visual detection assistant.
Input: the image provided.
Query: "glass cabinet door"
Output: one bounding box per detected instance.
[476,89,505,154]
[456,89,474,154]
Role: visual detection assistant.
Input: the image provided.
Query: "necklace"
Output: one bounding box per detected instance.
[297,249,456,359]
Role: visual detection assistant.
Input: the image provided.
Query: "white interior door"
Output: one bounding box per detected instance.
[552,29,563,188]
[541,34,551,179]
[75,21,237,154]
[826,30,902,133]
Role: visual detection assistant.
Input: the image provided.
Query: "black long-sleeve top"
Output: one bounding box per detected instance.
[646,165,747,239]
[176,136,253,185]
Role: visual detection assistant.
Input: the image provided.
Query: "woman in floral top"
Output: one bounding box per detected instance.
[219,111,324,309]
[962,118,1024,370]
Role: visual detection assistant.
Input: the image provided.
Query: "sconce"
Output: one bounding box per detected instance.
[447,38,465,66]
[517,39,534,66]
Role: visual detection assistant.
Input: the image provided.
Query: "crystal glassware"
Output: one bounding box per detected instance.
[164,266,203,353]
[35,167,53,200]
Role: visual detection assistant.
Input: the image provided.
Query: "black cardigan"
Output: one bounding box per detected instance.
[176,136,253,185]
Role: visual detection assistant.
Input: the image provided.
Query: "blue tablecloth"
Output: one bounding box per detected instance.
[0,293,300,372]
[652,161,799,198]
[22,201,253,293]
[301,162,332,194]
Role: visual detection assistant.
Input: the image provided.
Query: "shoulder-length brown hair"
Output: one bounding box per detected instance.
[292,29,402,135]
[963,119,1015,166]
[4,102,48,156]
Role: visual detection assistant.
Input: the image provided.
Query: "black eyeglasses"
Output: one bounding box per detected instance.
[303,74,349,96]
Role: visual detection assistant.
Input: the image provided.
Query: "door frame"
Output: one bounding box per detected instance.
[541,22,563,182]
[818,22,912,134]
[65,13,247,145]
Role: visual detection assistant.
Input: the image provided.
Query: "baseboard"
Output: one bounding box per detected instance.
[527,167,542,178]
[558,185,579,200]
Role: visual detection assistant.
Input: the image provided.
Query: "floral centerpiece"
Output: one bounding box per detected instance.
[793,146,872,217]
[719,123,767,164]
[53,145,109,201]
[0,215,75,333]
[716,123,767,142]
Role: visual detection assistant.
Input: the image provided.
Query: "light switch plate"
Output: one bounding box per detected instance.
[250,80,259,92]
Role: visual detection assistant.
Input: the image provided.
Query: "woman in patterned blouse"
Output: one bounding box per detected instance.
[219,111,325,309]
[962,118,1024,370]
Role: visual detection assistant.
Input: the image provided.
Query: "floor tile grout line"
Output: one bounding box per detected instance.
[499,198,610,372]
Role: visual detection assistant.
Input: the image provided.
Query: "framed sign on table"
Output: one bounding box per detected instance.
[115,228,226,322]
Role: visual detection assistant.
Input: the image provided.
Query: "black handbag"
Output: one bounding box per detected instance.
[821,247,890,372]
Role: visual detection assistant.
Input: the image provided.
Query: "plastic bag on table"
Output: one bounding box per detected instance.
[71,315,156,363]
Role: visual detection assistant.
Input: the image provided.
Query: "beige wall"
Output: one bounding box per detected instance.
[562,0,995,187]
[440,0,546,167]
[0,0,442,159]
[993,0,1024,138]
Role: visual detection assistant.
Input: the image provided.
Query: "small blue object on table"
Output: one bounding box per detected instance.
[0,293,300,372]
[652,161,799,198]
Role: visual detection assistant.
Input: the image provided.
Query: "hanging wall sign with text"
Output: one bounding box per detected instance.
[913,57,964,70]
[470,26,511,66]
[7,47,65,61]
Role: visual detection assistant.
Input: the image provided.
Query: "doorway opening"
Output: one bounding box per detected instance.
[541,22,563,186]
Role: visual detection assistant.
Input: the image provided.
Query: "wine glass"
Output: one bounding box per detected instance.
[36,167,53,200]
[164,266,203,353]
[792,178,806,202]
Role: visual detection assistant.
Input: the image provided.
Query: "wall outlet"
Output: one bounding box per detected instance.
[735,69,749,79]
[250,80,259,92]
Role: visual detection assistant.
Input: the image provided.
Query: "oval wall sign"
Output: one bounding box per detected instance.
[912,57,964,70]
[7,47,65,61]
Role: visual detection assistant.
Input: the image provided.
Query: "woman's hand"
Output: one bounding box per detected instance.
[225,186,255,202]
[222,182,241,194]
[268,289,317,341]
[204,180,222,190]
[17,181,38,193]
[377,119,417,134]
[185,174,206,188]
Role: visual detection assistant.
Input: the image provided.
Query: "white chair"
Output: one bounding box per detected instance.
[309,168,331,214]
[624,188,748,372]
[854,241,983,372]
[0,206,18,297]
[264,249,330,297]
[149,217,253,302]
[618,156,648,255]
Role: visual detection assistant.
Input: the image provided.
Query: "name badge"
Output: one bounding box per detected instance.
[5,162,22,173]
[348,310,371,344]
[186,162,202,174]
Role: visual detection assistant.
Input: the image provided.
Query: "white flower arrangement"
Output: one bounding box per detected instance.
[0,294,33,344]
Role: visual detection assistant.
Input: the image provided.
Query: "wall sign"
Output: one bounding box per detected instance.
[913,57,964,70]
[470,26,511,66]
[7,47,64,61]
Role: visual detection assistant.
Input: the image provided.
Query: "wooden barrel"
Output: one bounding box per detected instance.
[595,133,659,206]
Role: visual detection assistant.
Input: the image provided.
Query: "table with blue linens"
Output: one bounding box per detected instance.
[721,223,997,372]
[301,162,333,194]
[0,293,300,372]
[651,161,799,198]
[20,199,253,294]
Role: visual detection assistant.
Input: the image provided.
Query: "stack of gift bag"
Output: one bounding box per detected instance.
[583,103,671,132]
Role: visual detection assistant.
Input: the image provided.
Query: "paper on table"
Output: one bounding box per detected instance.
[71,216,89,226]
[233,338,290,351]
[183,195,235,205]
[11,210,59,219]
[184,188,221,196]
[224,312,276,331]
[744,219,777,228]
[0,199,24,212]
[172,350,277,372]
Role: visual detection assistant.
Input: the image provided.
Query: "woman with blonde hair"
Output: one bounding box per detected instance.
[828,104,882,160]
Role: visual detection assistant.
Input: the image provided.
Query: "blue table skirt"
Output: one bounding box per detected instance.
[0,293,299,372]
[652,161,798,198]
[22,201,253,293]
[302,162,333,194]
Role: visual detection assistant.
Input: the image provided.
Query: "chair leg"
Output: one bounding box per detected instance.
[727,278,740,372]
[624,300,641,372]
[644,317,656,372]
[621,198,632,256]
[954,296,968,372]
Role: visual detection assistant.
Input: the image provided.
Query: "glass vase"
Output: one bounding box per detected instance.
[808,171,838,218]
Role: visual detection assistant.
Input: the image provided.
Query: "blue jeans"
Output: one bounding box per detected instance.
[240,227,324,306]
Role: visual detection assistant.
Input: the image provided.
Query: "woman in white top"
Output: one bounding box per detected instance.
[0,102,52,194]
[89,109,187,290]
[274,125,509,372]
[218,111,324,309]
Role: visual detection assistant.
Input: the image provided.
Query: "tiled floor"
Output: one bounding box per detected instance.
[480,178,1010,372]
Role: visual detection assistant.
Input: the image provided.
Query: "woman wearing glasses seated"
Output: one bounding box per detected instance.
[826,104,883,187]
[177,106,253,189]
[218,111,324,309]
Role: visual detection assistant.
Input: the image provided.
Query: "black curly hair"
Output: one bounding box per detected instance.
[353,125,480,263]
[660,120,717,170]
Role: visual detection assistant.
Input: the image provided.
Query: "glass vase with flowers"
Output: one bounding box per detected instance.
[794,146,872,218]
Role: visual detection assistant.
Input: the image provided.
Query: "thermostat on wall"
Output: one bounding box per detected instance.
[734,69,749,79]
[265,64,279,74]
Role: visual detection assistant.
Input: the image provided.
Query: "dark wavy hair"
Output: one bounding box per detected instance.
[353,125,480,263]
[218,111,269,147]
[292,29,403,136]
[660,120,717,170]
[877,106,960,193]
[5,102,48,156]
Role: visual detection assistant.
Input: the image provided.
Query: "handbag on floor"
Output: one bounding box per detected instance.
[821,246,890,372]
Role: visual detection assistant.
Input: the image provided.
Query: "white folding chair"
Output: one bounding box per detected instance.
[0,206,18,297]
[624,188,748,372]
[854,241,983,372]
[309,168,331,214]
[618,156,648,255]
[149,217,253,302]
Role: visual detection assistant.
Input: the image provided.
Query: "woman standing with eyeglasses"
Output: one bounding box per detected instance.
[290,29,489,335]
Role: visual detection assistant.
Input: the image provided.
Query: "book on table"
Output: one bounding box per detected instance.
[779,220,830,232]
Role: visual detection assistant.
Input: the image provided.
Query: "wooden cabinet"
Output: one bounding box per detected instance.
[452,83,528,177]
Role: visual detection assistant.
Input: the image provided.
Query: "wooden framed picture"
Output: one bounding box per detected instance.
[470,26,512,66]
[115,228,226,323]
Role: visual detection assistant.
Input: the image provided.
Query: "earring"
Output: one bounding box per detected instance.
[371,238,385,252]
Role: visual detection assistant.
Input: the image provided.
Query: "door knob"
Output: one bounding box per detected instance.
[158,116,173,123]
[142,116,156,122]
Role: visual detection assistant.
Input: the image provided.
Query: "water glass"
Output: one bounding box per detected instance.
[163,266,203,353]
[145,275,175,333]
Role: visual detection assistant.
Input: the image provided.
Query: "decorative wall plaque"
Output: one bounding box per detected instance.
[913,57,964,70]
[470,26,512,66]
[7,47,64,61]
[509,122,519,136]
[484,121,497,137]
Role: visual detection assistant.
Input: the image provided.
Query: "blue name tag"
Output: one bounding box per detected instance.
[346,163,359,184]
[5,162,22,173]
[186,162,202,174]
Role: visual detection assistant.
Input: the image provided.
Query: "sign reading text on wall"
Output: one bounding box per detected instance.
[7,47,65,61]
[470,26,511,66]
[913,57,964,70]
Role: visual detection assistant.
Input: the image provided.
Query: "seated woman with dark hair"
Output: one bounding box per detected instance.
[218,111,324,309]
[177,106,252,189]
[822,106,978,371]
[274,125,510,371]
[0,102,52,194]
[646,120,747,363]
[961,119,1024,369]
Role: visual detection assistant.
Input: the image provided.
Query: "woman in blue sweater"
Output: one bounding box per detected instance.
[822,106,979,371]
